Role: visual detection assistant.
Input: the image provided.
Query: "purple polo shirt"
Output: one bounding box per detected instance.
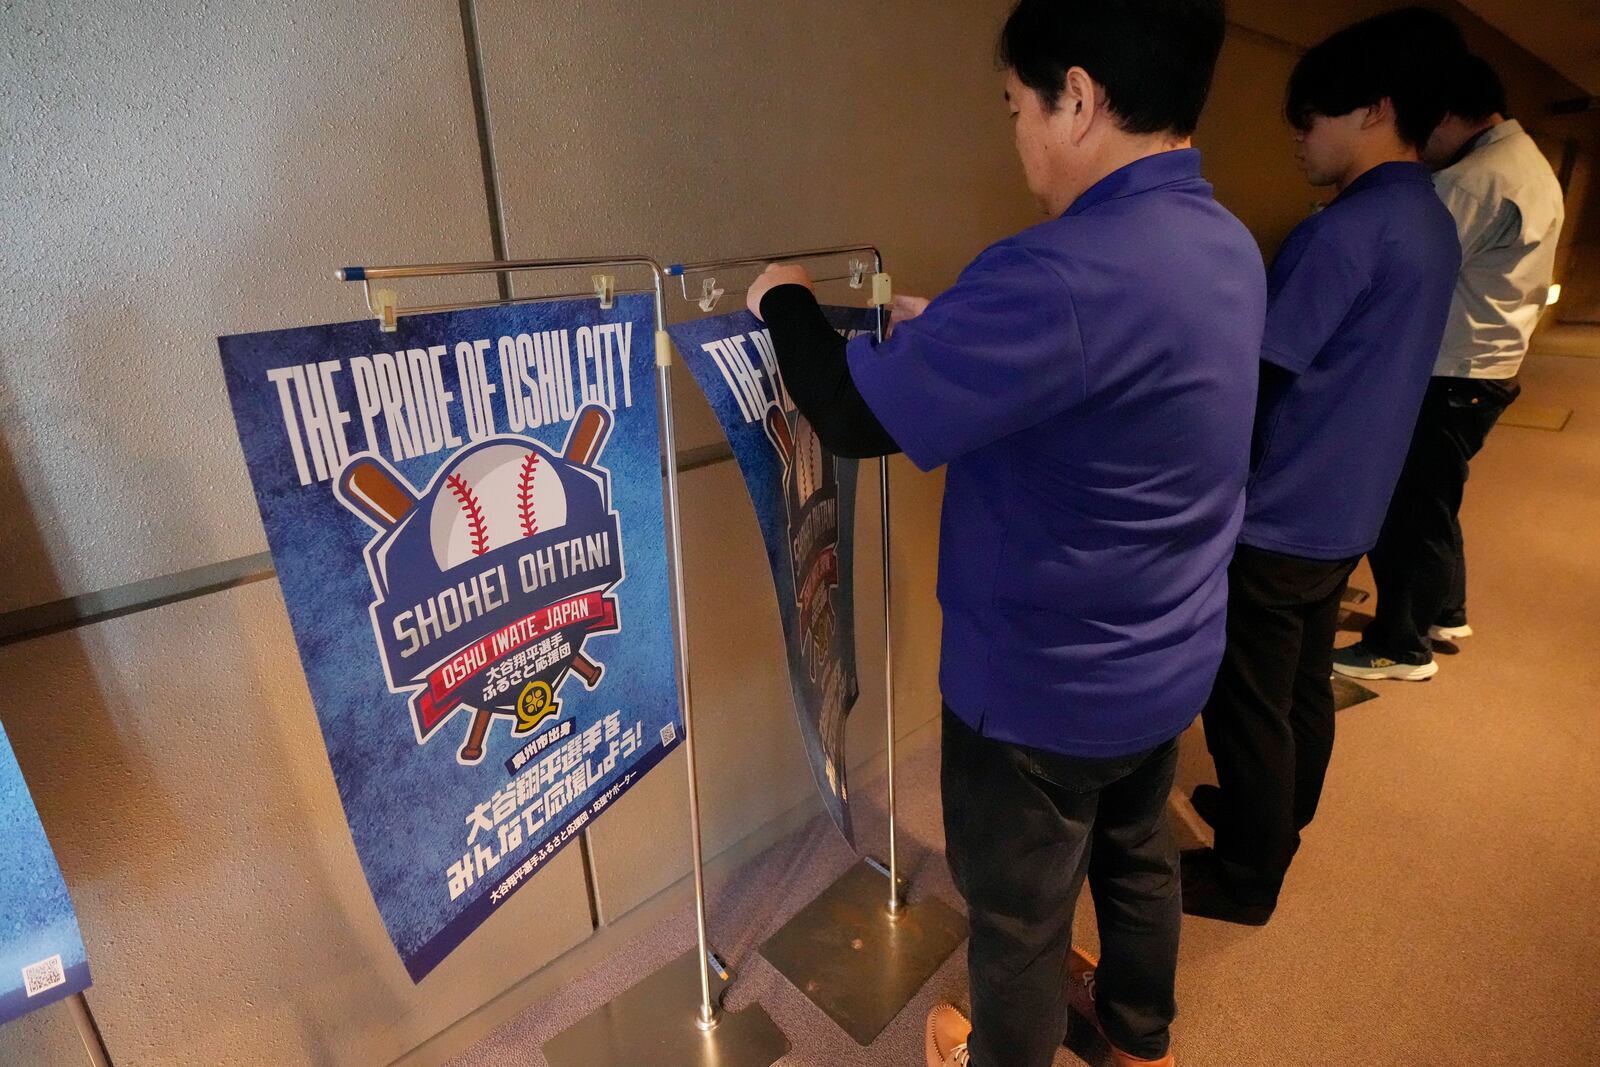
[848,149,1265,756]
[1242,161,1462,559]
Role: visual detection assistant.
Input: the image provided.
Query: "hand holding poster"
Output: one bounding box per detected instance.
[220,296,680,980]
[666,306,875,844]
[0,721,91,1024]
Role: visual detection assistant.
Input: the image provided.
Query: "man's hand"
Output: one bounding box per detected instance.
[747,263,815,320]
[887,294,931,337]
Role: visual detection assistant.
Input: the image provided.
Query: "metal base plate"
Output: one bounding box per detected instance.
[759,860,968,1046]
[1332,675,1379,712]
[543,948,788,1067]
[1499,403,1572,431]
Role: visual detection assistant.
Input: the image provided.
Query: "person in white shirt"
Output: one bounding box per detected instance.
[1335,55,1565,681]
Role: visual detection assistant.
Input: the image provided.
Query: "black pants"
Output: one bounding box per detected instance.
[941,706,1179,1067]
[1200,545,1357,904]
[1366,376,1520,660]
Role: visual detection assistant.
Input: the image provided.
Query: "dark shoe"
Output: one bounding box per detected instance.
[1189,784,1222,831]
[1332,641,1437,681]
[1180,848,1273,926]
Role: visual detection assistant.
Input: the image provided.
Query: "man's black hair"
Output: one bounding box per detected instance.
[1444,54,1510,121]
[997,0,1227,136]
[1285,8,1468,147]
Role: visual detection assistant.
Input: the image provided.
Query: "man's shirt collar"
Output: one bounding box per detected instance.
[1065,147,1205,217]
[1334,160,1434,203]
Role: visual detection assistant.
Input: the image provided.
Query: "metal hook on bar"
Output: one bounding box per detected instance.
[372,287,399,332]
[593,273,616,310]
[871,272,893,308]
[697,277,726,313]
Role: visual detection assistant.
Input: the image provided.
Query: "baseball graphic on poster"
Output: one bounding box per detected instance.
[337,405,622,766]
[431,443,569,566]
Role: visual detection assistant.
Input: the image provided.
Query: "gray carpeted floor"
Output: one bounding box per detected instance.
[447,349,1600,1065]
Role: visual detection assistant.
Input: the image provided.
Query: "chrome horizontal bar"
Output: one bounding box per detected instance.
[337,256,664,282]
[393,289,655,317]
[666,244,881,277]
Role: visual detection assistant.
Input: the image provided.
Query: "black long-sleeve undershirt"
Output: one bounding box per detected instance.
[759,284,902,459]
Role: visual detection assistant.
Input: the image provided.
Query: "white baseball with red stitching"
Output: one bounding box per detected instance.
[427,443,569,570]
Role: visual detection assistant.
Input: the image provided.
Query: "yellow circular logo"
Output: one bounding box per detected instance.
[514,681,557,734]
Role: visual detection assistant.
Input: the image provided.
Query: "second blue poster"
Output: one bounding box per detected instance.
[667,305,876,844]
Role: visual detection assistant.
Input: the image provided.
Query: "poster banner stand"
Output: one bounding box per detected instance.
[665,248,966,1046]
[68,993,113,1067]
[338,257,786,1067]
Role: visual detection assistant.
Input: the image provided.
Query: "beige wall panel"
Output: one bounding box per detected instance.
[474,0,1035,293]
[0,1,497,615]
[0,997,80,1066]
[0,581,594,1066]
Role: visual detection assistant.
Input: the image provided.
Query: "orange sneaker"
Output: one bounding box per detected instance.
[1066,947,1177,1067]
[924,1002,972,1067]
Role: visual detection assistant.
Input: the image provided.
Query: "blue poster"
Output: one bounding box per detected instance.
[666,305,875,844]
[219,295,681,980]
[0,721,91,1023]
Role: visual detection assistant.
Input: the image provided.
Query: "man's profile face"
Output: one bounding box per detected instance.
[1293,111,1362,187]
[1005,69,1065,213]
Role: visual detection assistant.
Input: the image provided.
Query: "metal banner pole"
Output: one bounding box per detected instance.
[665,248,965,1046]
[867,248,905,918]
[67,992,113,1067]
[655,275,722,1032]
[336,258,786,1067]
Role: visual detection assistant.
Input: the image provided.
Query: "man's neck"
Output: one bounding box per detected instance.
[1463,114,1505,146]
[1050,133,1192,215]
[1447,115,1506,168]
[1336,144,1419,193]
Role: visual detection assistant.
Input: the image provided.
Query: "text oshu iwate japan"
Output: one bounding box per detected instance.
[265,323,636,487]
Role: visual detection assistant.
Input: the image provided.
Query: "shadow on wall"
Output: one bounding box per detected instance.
[0,431,181,884]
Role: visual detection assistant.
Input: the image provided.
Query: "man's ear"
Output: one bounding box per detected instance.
[1060,66,1098,143]
[1362,98,1396,131]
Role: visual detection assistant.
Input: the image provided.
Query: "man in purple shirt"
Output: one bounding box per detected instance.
[746,3,1261,1064]
[1181,10,1464,926]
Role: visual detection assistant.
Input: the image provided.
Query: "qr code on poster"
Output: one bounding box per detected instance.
[660,723,677,746]
[23,954,65,997]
